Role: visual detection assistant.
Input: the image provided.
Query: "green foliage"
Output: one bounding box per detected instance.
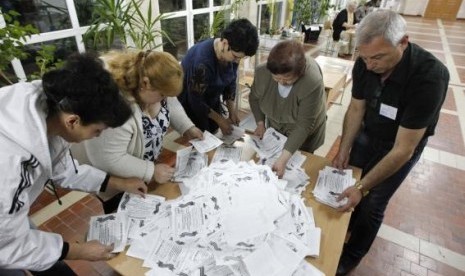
[84,0,172,50]
[29,45,64,80]
[127,0,173,49]
[0,10,38,84]
[199,0,247,40]
[293,0,332,25]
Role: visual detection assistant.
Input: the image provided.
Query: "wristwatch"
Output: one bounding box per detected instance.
[355,181,369,197]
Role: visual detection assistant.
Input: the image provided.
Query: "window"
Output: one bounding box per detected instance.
[1,0,289,84]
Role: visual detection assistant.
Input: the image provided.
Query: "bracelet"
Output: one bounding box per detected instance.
[355,181,369,197]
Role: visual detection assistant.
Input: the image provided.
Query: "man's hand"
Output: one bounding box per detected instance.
[336,185,363,212]
[332,149,350,170]
[184,126,204,140]
[153,163,175,183]
[253,121,266,139]
[67,240,115,261]
[108,177,147,197]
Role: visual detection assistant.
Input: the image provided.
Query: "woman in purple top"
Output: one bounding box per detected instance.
[178,18,259,135]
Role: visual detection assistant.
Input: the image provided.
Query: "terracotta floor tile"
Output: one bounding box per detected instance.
[29,187,71,215]
[442,87,457,111]
[449,43,465,54]
[409,33,442,42]
[428,113,465,155]
[430,51,446,64]
[408,26,440,35]
[453,55,465,67]
[414,41,444,51]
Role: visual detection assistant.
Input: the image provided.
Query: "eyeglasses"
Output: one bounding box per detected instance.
[231,50,247,62]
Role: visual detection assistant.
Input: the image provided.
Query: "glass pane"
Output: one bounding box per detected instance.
[161,17,188,60]
[259,2,283,35]
[214,0,223,6]
[0,64,17,88]
[1,0,72,32]
[193,0,208,9]
[194,13,210,43]
[83,30,126,52]
[258,4,269,35]
[21,38,78,79]
[74,0,96,26]
[159,0,185,13]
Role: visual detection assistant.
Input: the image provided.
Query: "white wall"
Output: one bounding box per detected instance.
[457,0,465,18]
[397,0,465,18]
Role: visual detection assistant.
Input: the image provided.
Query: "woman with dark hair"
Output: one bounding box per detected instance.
[249,40,327,177]
[178,18,259,135]
[0,53,147,274]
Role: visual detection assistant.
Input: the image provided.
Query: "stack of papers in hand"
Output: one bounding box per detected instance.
[189,130,223,153]
[247,128,286,163]
[313,166,356,208]
[87,161,324,276]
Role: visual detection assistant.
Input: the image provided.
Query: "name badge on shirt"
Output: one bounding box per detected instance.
[379,103,397,120]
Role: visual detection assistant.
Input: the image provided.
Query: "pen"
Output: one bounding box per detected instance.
[329,191,341,196]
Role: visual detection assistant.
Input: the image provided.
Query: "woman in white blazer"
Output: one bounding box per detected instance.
[83,50,203,213]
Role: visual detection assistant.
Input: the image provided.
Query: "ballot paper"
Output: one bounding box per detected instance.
[173,146,208,182]
[282,165,310,194]
[117,193,165,240]
[102,161,321,275]
[216,125,246,145]
[247,128,308,171]
[313,166,356,208]
[211,145,242,164]
[87,212,129,252]
[189,130,223,153]
[248,127,286,159]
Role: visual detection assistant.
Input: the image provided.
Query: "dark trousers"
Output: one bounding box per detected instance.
[343,132,427,260]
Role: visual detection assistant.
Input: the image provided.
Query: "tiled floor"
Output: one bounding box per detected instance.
[28,16,465,276]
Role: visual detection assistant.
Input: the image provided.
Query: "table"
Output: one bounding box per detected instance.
[315,56,355,105]
[107,138,361,276]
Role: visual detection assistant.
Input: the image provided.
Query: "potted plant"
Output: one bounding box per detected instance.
[293,0,331,42]
[84,0,172,50]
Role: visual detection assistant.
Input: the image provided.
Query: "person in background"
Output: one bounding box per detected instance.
[178,18,259,135]
[332,0,359,57]
[0,53,147,275]
[80,50,203,214]
[332,11,449,275]
[355,1,373,22]
[249,40,327,178]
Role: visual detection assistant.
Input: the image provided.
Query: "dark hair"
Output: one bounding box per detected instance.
[42,52,131,128]
[221,18,259,56]
[266,40,306,77]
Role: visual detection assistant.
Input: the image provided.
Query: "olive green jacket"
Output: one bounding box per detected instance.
[249,56,327,153]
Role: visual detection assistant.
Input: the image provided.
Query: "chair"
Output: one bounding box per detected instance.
[320,20,337,56]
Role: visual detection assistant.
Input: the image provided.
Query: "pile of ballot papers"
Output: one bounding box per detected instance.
[312,166,356,208]
[87,161,325,276]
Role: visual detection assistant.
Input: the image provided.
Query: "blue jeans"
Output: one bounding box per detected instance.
[343,131,427,260]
